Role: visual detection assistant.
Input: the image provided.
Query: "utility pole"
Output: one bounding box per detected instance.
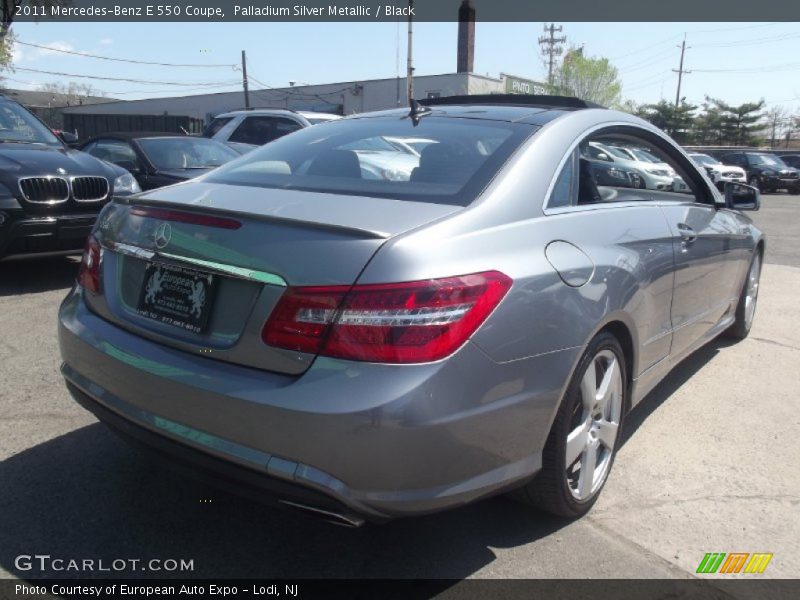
[673,36,691,107]
[406,0,414,105]
[241,50,250,109]
[538,24,566,87]
[396,20,401,106]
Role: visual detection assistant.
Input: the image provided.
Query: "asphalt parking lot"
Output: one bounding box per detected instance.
[1,195,798,582]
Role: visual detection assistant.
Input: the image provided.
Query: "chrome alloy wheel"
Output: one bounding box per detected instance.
[744,253,761,330]
[565,349,623,501]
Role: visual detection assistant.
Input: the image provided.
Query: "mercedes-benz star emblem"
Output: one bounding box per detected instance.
[154,222,172,249]
[56,168,67,175]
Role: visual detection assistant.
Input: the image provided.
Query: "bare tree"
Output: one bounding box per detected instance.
[763,105,791,148]
[1,1,68,81]
[38,81,105,106]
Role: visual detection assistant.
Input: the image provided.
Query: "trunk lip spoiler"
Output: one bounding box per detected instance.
[119,197,393,240]
[105,240,288,287]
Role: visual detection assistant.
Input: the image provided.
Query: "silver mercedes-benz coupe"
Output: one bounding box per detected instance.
[58,96,764,526]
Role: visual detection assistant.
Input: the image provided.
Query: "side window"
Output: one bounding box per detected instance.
[229,116,302,145]
[548,152,576,208]
[725,154,744,167]
[272,118,303,140]
[90,139,139,167]
[203,116,233,138]
[580,131,708,205]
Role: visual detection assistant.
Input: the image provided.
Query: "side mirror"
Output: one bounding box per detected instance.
[57,131,79,145]
[597,153,611,162]
[113,159,142,174]
[724,182,760,211]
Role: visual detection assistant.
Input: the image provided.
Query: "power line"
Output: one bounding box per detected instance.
[693,62,800,74]
[14,39,236,68]
[692,31,800,49]
[624,72,673,93]
[684,22,783,35]
[247,74,357,98]
[609,35,682,62]
[11,66,240,86]
[611,24,788,66]
[1,76,242,96]
[619,47,680,74]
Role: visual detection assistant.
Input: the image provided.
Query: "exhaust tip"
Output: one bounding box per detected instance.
[279,499,365,528]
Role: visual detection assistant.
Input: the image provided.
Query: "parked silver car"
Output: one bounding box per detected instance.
[58,96,764,525]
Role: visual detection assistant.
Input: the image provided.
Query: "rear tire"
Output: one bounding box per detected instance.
[725,251,762,340]
[514,332,626,517]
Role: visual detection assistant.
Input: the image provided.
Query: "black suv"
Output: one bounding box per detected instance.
[719,151,800,194]
[0,95,140,260]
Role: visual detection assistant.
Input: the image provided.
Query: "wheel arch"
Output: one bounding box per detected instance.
[595,319,636,413]
[558,312,639,418]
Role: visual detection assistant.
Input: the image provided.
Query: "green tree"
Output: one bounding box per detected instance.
[692,99,726,145]
[551,48,622,107]
[704,97,766,146]
[635,100,697,143]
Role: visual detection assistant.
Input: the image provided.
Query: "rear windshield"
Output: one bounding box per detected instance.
[204,116,536,206]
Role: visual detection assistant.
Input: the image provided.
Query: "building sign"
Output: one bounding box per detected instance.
[502,74,547,95]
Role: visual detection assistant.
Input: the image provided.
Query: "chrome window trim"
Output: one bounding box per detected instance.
[541,120,714,215]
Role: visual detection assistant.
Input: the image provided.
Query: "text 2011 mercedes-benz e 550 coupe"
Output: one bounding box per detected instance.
[58,96,764,525]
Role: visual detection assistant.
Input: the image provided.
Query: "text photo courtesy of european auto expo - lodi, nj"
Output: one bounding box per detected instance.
[1,1,799,599]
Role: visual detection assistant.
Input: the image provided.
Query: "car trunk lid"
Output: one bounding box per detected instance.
[87,182,460,375]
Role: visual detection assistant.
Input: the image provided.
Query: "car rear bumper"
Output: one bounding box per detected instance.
[58,287,576,519]
[64,378,368,526]
[0,212,96,260]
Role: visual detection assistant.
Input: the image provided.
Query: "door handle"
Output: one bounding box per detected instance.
[677,223,697,243]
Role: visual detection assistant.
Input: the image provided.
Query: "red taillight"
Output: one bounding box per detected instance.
[77,235,102,294]
[129,206,242,230]
[262,271,512,363]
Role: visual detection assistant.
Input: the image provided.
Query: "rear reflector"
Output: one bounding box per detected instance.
[262,271,512,363]
[77,235,102,294]
[129,206,242,230]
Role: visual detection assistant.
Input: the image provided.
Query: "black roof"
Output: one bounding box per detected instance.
[348,94,605,128]
[419,94,605,110]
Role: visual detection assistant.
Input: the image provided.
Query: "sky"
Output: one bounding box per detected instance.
[4,21,800,114]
